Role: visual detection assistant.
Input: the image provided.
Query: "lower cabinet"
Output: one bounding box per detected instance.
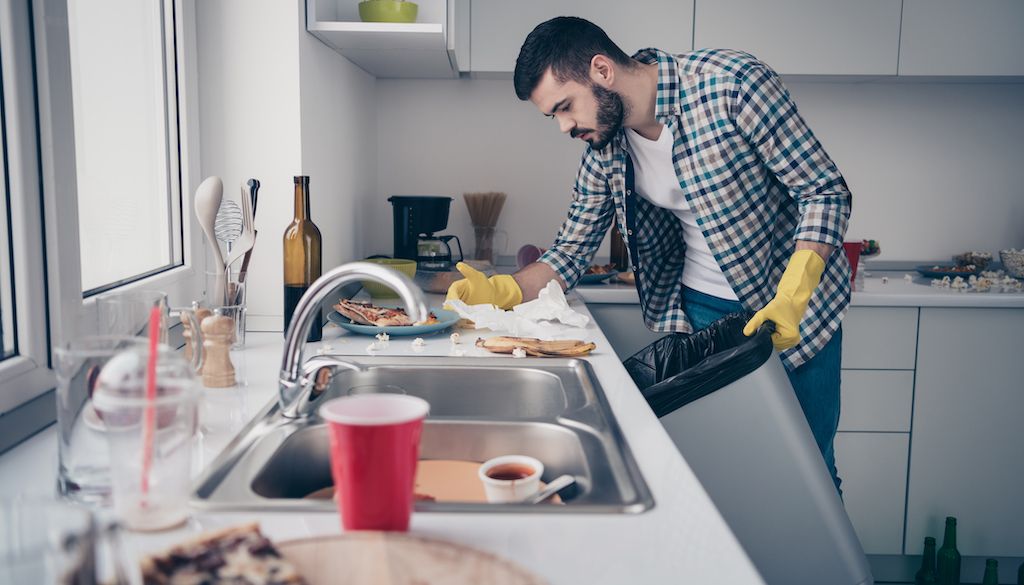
[587,303,665,360]
[905,307,1024,557]
[835,432,910,555]
[836,308,917,555]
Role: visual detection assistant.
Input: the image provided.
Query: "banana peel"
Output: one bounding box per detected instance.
[475,336,596,357]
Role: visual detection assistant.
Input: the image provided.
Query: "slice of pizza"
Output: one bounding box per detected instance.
[140,523,306,585]
[333,300,437,327]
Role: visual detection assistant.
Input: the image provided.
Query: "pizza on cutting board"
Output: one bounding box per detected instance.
[140,523,306,584]
[333,300,437,327]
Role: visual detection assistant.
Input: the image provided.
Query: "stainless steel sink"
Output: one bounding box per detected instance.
[192,356,654,514]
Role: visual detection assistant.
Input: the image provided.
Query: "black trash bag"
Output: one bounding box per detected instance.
[623,312,775,418]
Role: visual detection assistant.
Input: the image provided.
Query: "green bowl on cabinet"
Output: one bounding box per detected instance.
[358,0,418,23]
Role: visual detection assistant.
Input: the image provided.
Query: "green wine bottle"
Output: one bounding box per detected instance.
[1018,560,1023,585]
[981,559,998,585]
[936,517,961,585]
[915,537,939,585]
[283,175,322,342]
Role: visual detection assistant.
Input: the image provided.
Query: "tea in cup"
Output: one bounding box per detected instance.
[478,455,543,503]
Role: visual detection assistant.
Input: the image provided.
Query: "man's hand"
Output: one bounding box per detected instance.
[444,262,523,310]
[743,249,826,350]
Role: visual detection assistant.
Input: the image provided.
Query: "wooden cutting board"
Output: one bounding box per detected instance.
[277,532,548,585]
[305,459,561,504]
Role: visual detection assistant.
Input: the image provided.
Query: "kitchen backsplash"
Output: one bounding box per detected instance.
[369,78,1024,263]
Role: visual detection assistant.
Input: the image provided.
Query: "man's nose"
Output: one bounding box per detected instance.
[557,116,574,134]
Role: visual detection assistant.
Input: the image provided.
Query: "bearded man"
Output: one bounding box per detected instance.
[446,17,853,491]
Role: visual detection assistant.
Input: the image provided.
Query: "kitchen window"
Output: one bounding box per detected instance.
[68,0,184,296]
[0,0,56,424]
[1,139,16,364]
[1,0,202,450]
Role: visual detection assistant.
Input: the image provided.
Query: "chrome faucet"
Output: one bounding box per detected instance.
[278,261,428,417]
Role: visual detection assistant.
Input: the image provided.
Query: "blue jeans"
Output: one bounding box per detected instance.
[681,286,843,494]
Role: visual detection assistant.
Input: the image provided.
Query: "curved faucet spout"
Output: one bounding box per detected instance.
[278,262,428,415]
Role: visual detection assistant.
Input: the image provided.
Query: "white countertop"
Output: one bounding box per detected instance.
[0,294,765,585]
[577,271,1024,308]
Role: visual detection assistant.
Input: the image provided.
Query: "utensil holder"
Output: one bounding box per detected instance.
[472,226,508,265]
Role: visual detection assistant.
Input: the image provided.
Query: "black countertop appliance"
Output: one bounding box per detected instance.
[388,196,462,270]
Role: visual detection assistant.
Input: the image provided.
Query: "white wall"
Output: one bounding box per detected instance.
[372,79,593,262]
[298,17,377,284]
[375,79,1024,263]
[196,0,302,329]
[197,0,377,330]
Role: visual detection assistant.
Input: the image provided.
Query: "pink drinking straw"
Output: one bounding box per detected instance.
[140,305,161,498]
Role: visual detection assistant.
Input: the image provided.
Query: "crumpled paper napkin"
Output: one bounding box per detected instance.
[445,280,590,337]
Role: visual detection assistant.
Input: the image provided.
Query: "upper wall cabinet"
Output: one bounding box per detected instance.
[899,0,1024,76]
[469,0,695,74]
[693,0,902,75]
[306,0,469,78]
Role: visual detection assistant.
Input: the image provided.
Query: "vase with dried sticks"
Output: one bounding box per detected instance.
[463,192,507,265]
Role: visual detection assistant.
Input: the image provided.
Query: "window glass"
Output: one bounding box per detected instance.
[68,0,182,294]
[0,139,14,362]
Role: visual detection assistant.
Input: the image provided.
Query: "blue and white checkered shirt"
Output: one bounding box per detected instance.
[538,48,852,369]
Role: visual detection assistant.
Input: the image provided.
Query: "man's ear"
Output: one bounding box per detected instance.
[589,54,615,87]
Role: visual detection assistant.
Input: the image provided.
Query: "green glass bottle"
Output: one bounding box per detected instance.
[936,517,961,585]
[915,537,939,585]
[981,559,998,585]
[283,175,323,342]
[1018,560,1024,585]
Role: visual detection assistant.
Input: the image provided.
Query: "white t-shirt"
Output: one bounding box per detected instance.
[625,125,739,300]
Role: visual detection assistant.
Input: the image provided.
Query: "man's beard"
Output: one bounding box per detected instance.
[571,84,627,150]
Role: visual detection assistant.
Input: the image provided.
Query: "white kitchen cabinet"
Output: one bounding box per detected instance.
[899,0,1024,76]
[835,432,910,555]
[905,307,1024,557]
[306,0,468,77]
[693,0,901,75]
[587,303,665,360]
[837,308,916,556]
[469,0,694,73]
[838,370,913,433]
[841,307,918,370]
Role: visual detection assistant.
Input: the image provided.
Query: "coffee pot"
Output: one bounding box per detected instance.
[417,233,463,271]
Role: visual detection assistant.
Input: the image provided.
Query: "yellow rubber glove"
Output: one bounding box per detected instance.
[743,249,826,350]
[444,262,523,310]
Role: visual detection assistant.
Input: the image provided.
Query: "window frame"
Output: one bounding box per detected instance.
[0,0,203,437]
[72,0,187,299]
[0,0,55,415]
[43,0,204,348]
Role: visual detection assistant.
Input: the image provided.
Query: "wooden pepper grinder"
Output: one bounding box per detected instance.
[201,313,236,388]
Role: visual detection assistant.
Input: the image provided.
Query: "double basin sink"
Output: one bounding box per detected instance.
[192,356,654,514]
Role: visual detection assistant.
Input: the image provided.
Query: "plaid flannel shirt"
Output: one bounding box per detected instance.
[538,48,852,369]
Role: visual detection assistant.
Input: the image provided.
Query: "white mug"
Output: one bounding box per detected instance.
[478,455,543,503]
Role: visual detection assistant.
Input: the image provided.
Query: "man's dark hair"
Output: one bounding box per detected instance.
[514,17,634,101]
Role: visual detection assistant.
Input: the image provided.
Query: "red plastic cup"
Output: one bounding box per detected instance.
[842,242,862,287]
[319,394,430,531]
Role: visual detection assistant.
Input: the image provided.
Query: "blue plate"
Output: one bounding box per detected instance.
[327,307,460,337]
[579,270,619,285]
[915,265,980,279]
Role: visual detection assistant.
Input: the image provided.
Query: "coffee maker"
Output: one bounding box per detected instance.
[388,196,463,271]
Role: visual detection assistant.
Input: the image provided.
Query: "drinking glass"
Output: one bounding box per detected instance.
[95,289,203,371]
[92,345,199,531]
[0,498,125,584]
[54,336,149,504]
[0,499,95,583]
[205,269,247,349]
